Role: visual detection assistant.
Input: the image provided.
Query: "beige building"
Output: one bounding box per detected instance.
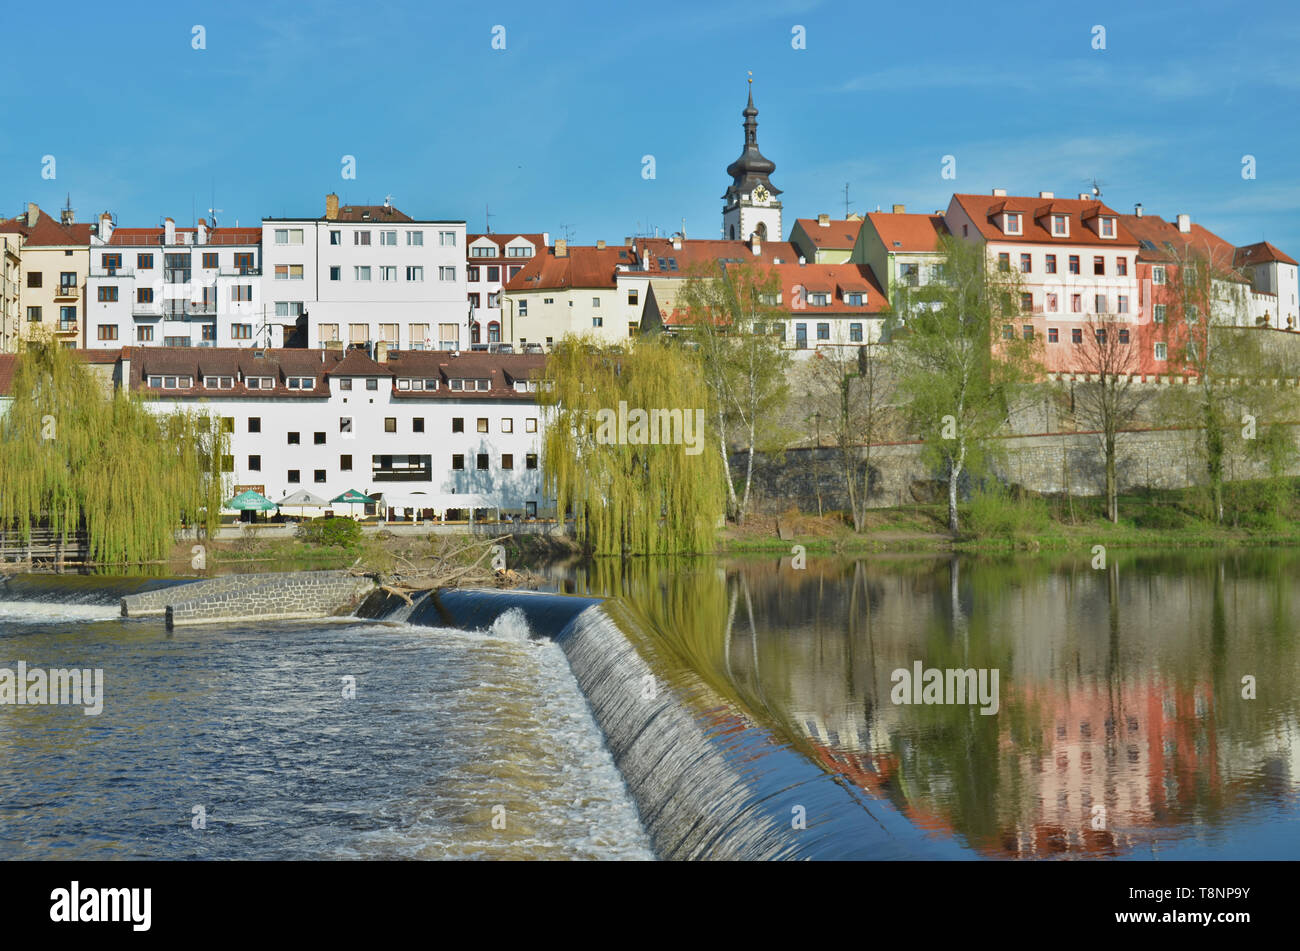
[0,231,20,351]
[0,201,95,350]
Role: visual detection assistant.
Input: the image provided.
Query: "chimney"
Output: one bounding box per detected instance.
[98,212,114,243]
[1176,213,1191,233]
[1078,193,1091,200]
[671,234,682,251]
[798,255,806,266]
[325,193,340,220]
[1134,203,1143,218]
[750,232,761,255]
[596,239,606,250]
[892,203,905,214]
[61,205,74,226]
[623,237,633,246]
[197,218,208,244]
[1038,191,1054,199]
[375,340,389,363]
[991,188,1007,197]
[555,239,568,258]
[26,202,39,227]
[817,213,830,227]
[164,217,176,244]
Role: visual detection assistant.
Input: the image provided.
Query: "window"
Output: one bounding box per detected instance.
[452,454,465,470]
[275,302,304,317]
[1051,214,1068,237]
[232,284,253,301]
[816,323,830,340]
[1187,305,1199,323]
[1118,328,1130,344]
[384,418,397,433]
[1048,327,1059,343]
[27,306,42,322]
[202,253,218,269]
[997,253,1010,272]
[1004,212,1022,235]
[1071,328,1083,344]
[1045,254,1057,274]
[1020,253,1032,273]
[98,286,118,302]
[330,230,341,245]
[1068,255,1080,275]
[487,266,500,282]
[100,253,122,273]
[288,470,300,483]
[1153,304,1167,324]
[477,418,489,433]
[543,297,554,305]
[1002,324,1014,340]
[470,246,495,258]
[314,470,326,483]
[354,231,371,246]
[452,418,464,433]
[366,378,378,391]
[1022,325,1034,340]
[592,317,603,327]
[246,376,275,389]
[847,293,863,306]
[1095,294,1107,313]
[313,432,326,445]
[248,455,261,471]
[439,231,456,246]
[1046,293,1058,312]
[354,266,371,281]
[406,231,424,246]
[467,266,480,283]
[380,230,397,246]
[274,264,304,280]
[1094,256,1105,276]
[287,377,314,390]
[1071,294,1082,313]
[526,418,537,433]
[27,272,42,288]
[329,266,341,281]
[1117,257,1128,276]
[136,326,153,341]
[1117,295,1129,314]
[501,418,513,433]
[288,432,300,445]
[1099,217,1116,238]
[506,245,532,257]
[476,454,489,471]
[468,293,482,309]
[137,254,153,270]
[899,262,920,286]
[849,323,863,342]
[628,289,639,306]
[1020,293,1033,312]
[340,454,352,470]
[501,454,514,470]
[97,325,118,340]
[1154,341,1168,361]
[380,266,397,281]
[439,266,456,281]
[526,453,538,470]
[275,228,304,245]
[137,287,154,304]
[518,299,528,317]
[1152,266,1166,285]
[340,417,353,433]
[200,324,216,342]
[406,266,424,281]
[248,417,261,433]
[1095,328,1107,345]
[204,376,234,389]
[413,418,425,433]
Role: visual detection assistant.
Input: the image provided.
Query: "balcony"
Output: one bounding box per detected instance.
[54,285,80,301]
[55,320,78,334]
[158,301,217,318]
[90,268,134,279]
[219,267,261,277]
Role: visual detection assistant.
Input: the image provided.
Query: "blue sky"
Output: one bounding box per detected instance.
[4,0,1299,251]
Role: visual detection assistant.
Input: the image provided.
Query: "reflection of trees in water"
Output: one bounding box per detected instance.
[571,550,1300,857]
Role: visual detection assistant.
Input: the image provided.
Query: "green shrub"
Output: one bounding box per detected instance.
[1129,503,1190,531]
[296,517,362,547]
[965,486,1051,538]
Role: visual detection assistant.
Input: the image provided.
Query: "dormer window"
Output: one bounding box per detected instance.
[810,293,829,306]
[847,292,864,306]
[1051,214,1069,237]
[1099,216,1116,238]
[1003,212,1022,236]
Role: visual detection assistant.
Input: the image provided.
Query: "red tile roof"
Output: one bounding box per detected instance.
[327,349,393,377]
[0,209,93,247]
[951,193,1138,248]
[1235,240,1298,268]
[792,218,864,249]
[662,261,887,325]
[864,212,949,253]
[1117,213,1244,279]
[107,226,262,247]
[331,204,413,223]
[466,234,548,258]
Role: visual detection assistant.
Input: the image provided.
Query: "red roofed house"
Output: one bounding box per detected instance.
[790,214,864,264]
[465,232,549,347]
[1234,240,1299,330]
[946,190,1142,375]
[856,205,950,317]
[0,200,97,350]
[84,214,267,350]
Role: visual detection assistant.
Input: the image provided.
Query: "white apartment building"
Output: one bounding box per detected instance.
[124,347,546,517]
[83,216,268,350]
[262,194,467,352]
[466,233,548,347]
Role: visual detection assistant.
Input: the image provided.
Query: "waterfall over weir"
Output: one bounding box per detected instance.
[360,587,966,861]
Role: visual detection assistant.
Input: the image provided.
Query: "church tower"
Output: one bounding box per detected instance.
[722,79,783,242]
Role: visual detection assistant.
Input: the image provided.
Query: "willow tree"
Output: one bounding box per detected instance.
[540,335,725,555]
[0,338,229,563]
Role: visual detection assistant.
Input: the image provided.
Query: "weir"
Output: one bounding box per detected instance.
[362,586,966,860]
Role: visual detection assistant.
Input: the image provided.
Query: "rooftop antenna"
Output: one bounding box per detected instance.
[485,203,494,234]
[843,183,854,218]
[681,217,686,240]
[1085,176,1106,199]
[559,223,574,243]
[208,206,224,228]
[383,194,393,210]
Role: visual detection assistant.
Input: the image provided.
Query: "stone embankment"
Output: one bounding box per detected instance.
[120,570,376,629]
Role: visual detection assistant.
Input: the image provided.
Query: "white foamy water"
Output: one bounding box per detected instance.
[0,600,121,623]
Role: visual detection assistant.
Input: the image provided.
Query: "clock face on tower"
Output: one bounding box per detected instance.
[752,184,769,204]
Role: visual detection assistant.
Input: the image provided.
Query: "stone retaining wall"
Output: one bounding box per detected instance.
[164,572,376,629]
[121,571,294,617]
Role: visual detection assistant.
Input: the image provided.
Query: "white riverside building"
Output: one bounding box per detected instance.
[262,194,468,352]
[120,346,548,518]
[84,217,272,350]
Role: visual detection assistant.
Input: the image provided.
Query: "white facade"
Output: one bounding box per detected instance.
[467,233,548,346]
[262,197,467,352]
[83,219,268,350]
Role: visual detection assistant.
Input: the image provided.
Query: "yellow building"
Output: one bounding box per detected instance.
[0,201,96,350]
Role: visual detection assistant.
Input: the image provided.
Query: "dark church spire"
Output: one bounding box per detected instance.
[725,77,780,194]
